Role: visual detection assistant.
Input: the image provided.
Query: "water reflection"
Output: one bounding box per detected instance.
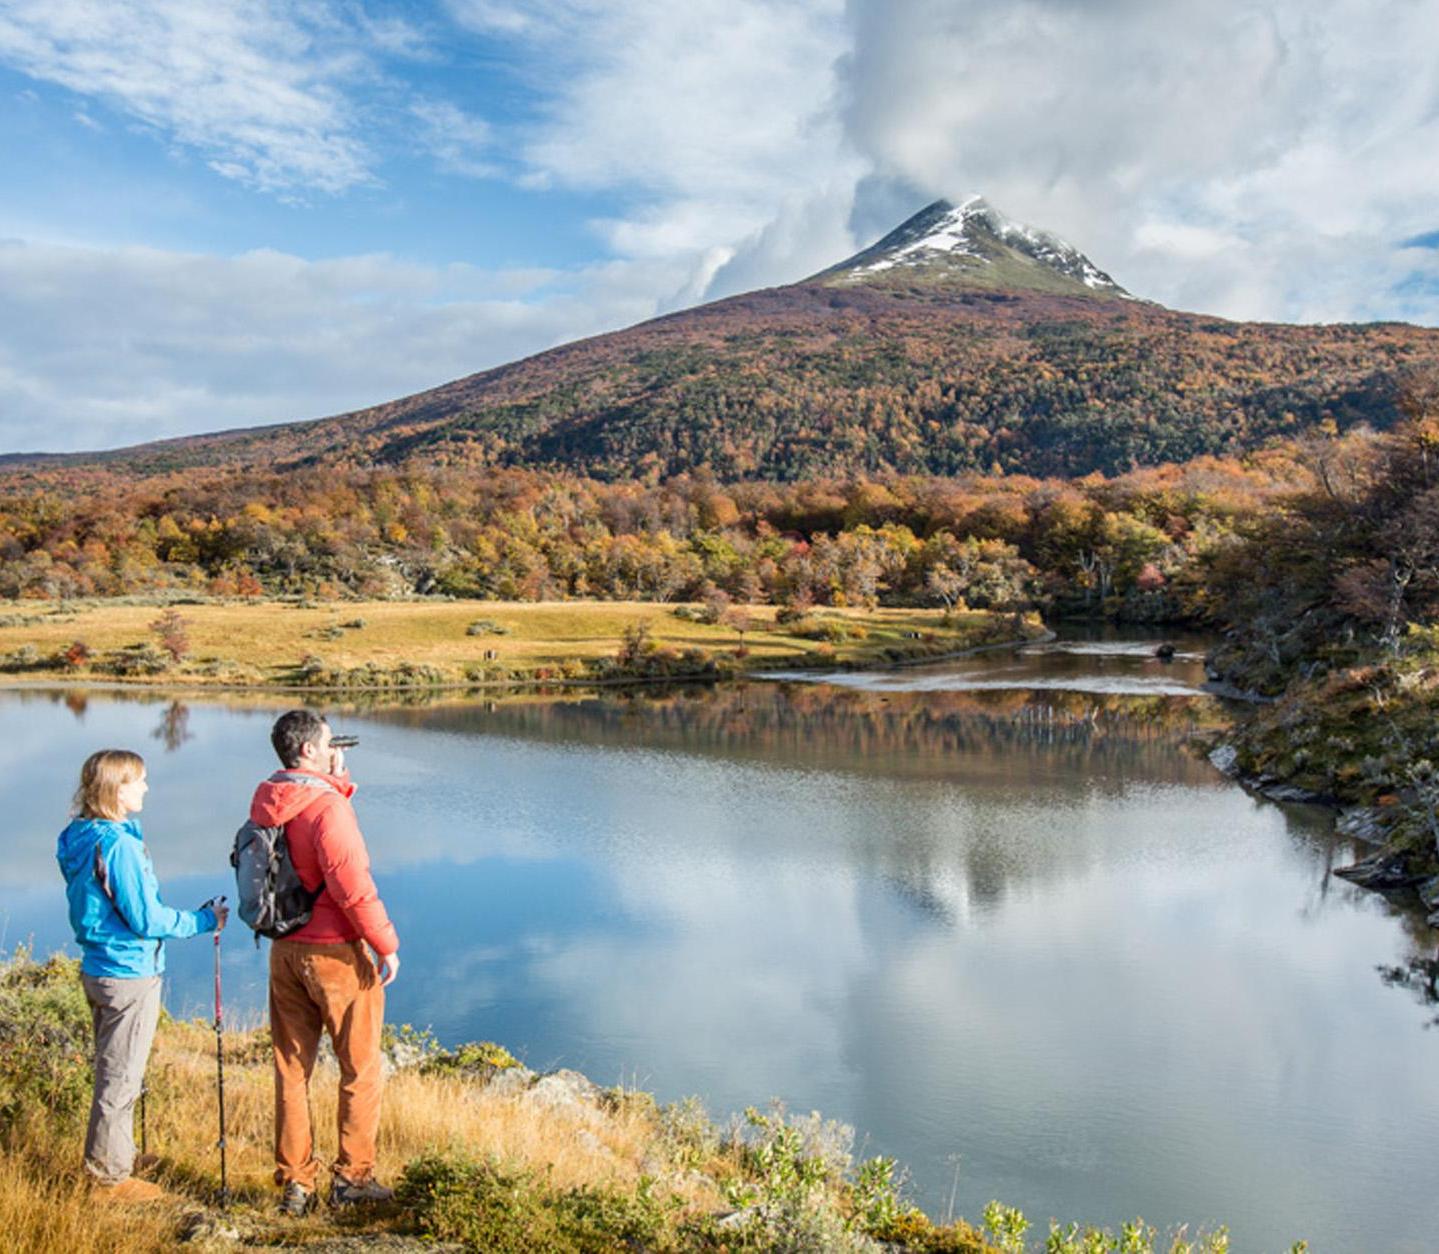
[1378,958,1439,1028]
[762,632,1215,698]
[152,700,193,752]
[1,663,1437,1252]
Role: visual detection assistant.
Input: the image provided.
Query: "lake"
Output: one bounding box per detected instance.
[2,635,1435,1252]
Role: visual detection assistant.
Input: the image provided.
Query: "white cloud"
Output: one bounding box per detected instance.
[444,0,595,40]
[451,0,864,301]
[837,0,1439,323]
[440,0,1439,325]
[0,239,679,453]
[0,0,375,194]
[410,99,496,178]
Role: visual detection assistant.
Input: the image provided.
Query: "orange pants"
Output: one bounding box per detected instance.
[269,939,384,1188]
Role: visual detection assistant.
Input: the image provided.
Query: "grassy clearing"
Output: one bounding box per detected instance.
[0,953,1258,1253]
[0,598,1044,689]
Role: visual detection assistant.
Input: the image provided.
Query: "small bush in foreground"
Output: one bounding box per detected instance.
[418,1038,522,1080]
[0,952,91,1137]
[399,1152,681,1253]
[399,1153,561,1253]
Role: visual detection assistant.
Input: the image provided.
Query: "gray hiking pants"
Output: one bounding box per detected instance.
[80,973,162,1184]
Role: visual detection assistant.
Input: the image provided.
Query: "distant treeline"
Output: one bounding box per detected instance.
[0,438,1328,621]
[3,368,1435,639]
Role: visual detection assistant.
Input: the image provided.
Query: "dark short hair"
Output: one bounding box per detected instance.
[271,709,328,768]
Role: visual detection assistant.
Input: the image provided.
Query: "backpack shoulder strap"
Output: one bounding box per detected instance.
[270,771,341,797]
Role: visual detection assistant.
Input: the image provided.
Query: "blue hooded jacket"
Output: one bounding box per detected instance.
[56,815,216,979]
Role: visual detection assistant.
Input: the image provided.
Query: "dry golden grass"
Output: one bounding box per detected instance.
[0,1134,177,1254]
[0,598,1033,687]
[1,1017,723,1252]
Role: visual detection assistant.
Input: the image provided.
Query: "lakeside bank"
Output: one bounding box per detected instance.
[0,598,1049,692]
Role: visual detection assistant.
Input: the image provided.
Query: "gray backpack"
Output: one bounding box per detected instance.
[231,773,337,943]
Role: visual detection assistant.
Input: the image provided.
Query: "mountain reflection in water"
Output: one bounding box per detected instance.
[377,682,1222,781]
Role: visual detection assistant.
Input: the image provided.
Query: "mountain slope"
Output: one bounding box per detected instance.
[6,200,1438,482]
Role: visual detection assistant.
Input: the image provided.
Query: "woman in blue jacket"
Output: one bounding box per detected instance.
[56,749,228,1202]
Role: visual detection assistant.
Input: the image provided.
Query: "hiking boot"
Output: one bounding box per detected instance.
[132,1152,162,1179]
[92,1176,167,1205]
[278,1180,317,1217]
[330,1174,394,1207]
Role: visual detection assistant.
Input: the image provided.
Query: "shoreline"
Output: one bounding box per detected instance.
[0,630,1056,699]
[0,598,1051,696]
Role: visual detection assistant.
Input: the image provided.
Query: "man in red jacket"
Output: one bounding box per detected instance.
[252,709,400,1216]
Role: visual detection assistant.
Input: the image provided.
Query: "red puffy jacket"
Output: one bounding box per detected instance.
[248,769,399,956]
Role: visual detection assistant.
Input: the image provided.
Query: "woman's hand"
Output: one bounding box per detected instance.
[213,901,230,932]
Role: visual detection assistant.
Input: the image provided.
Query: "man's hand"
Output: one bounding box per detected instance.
[376,951,400,987]
[330,745,346,776]
[213,901,230,932]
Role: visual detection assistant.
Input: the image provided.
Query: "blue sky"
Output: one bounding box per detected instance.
[2,0,1438,454]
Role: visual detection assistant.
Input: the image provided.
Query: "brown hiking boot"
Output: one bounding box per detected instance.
[279,1180,317,1217]
[132,1152,162,1179]
[330,1173,394,1207]
[92,1176,168,1204]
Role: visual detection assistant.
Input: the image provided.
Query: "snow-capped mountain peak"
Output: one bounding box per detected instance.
[814,197,1129,297]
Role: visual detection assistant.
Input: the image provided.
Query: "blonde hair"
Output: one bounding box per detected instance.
[74,750,145,821]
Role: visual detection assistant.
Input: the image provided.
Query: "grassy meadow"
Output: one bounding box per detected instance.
[0,598,1045,690]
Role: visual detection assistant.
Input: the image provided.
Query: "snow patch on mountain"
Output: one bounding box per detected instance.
[858,194,988,273]
[834,195,1129,296]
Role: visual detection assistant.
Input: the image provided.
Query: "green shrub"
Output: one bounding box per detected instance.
[0,951,93,1137]
[418,1039,522,1081]
[1040,1218,1249,1253]
[296,653,326,682]
[786,618,865,644]
[726,1103,852,1209]
[871,1207,988,1252]
[101,643,170,676]
[983,1201,1030,1253]
[0,644,46,672]
[398,1154,681,1254]
[467,619,511,636]
[684,1199,882,1252]
[398,1153,561,1253]
[554,1178,675,1252]
[659,1095,721,1169]
[853,1156,904,1232]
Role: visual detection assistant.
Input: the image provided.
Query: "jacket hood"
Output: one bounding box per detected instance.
[57,816,134,881]
[250,769,355,826]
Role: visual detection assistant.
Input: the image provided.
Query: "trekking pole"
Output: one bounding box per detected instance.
[211,898,230,1210]
[139,1081,147,1158]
